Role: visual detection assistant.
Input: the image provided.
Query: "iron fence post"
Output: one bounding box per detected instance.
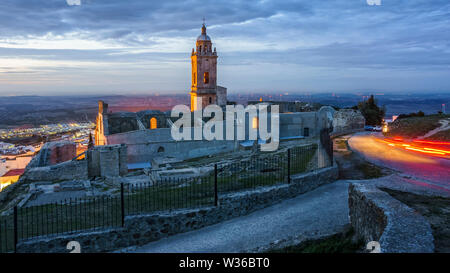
[13,206,17,253]
[214,164,218,206]
[120,183,125,227]
[287,149,291,184]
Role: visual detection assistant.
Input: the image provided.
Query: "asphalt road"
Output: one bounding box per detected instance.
[348,132,450,191]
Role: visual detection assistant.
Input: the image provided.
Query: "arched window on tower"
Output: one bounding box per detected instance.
[150,117,157,129]
[193,73,196,84]
[204,72,209,84]
[209,97,212,104]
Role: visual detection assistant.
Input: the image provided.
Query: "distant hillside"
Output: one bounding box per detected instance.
[0,94,189,129]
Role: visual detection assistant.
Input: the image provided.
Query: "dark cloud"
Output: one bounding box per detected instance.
[0,0,449,94]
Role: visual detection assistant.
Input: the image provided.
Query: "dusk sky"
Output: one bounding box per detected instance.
[0,0,449,96]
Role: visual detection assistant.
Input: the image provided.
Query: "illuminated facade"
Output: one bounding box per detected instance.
[190,23,227,111]
[0,169,24,192]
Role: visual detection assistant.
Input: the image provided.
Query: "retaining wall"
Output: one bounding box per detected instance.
[348,183,434,253]
[17,164,338,253]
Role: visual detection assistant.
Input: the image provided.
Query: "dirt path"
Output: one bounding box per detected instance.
[417,118,450,139]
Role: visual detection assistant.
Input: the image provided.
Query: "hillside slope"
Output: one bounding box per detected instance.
[385,114,450,140]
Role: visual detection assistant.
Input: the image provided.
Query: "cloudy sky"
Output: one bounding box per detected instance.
[0,0,449,96]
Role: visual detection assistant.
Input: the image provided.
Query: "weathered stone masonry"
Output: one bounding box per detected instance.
[22,143,128,182]
[348,183,434,253]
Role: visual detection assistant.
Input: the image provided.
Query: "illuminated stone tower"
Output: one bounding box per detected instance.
[190,23,227,111]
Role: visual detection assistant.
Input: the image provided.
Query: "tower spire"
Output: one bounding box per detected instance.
[201,17,206,35]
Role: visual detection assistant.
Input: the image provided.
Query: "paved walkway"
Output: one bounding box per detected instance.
[118,180,352,253]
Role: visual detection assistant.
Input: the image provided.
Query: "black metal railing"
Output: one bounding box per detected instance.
[124,176,215,216]
[0,139,333,252]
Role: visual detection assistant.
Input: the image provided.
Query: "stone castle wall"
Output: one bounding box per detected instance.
[24,160,88,182]
[104,109,332,164]
[87,144,128,177]
[332,109,365,136]
[23,142,128,182]
[27,141,76,169]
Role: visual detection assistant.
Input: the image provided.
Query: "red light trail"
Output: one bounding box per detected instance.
[412,140,450,146]
[375,137,450,158]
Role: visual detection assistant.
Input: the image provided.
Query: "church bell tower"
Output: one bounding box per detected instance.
[190,23,223,111]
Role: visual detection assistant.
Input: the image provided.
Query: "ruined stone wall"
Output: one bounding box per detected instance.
[23,144,127,182]
[87,144,127,177]
[105,127,237,163]
[27,141,76,169]
[24,160,88,182]
[17,164,338,253]
[332,109,365,136]
[138,112,167,129]
[105,110,327,164]
[348,183,434,253]
[107,112,139,135]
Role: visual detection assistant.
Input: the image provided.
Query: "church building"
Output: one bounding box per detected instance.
[190,23,227,111]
